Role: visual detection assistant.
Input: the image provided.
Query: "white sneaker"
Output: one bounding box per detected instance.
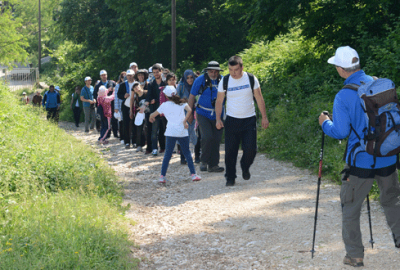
[191,174,201,181]
[133,144,137,148]
[120,140,125,145]
[136,146,142,152]
[152,149,158,156]
[159,175,166,183]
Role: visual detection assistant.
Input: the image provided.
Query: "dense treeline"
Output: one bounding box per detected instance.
[3,1,400,187]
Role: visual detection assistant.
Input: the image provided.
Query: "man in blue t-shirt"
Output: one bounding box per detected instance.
[319,46,400,267]
[188,61,224,173]
[80,76,96,132]
[42,85,60,122]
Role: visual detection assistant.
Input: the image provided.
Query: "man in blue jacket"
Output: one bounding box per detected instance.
[319,46,400,267]
[42,85,60,122]
[188,61,225,173]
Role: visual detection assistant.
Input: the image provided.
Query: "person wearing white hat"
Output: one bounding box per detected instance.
[129,62,138,74]
[21,92,29,105]
[149,85,201,183]
[117,69,136,149]
[129,82,147,152]
[318,46,400,267]
[81,76,96,132]
[93,70,117,136]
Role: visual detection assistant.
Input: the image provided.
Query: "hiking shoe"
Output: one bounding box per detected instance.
[133,143,137,148]
[152,149,158,156]
[159,149,165,153]
[208,166,224,173]
[242,169,251,180]
[181,158,187,165]
[343,255,364,267]
[136,146,143,152]
[120,140,125,145]
[103,140,109,145]
[159,175,167,184]
[191,174,201,181]
[200,163,208,171]
[125,144,130,149]
[226,180,235,187]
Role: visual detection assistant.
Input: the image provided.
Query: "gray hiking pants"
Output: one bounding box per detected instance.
[83,106,95,132]
[340,169,400,258]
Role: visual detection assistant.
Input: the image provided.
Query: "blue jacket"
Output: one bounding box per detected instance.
[322,70,396,169]
[190,74,224,120]
[42,91,60,109]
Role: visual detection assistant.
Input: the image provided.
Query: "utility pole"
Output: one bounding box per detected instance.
[38,0,41,71]
[171,0,176,71]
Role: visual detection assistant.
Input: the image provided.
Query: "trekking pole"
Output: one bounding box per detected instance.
[311,111,329,259]
[366,194,374,249]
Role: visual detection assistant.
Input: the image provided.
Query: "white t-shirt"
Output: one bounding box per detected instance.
[157,101,189,137]
[217,72,260,118]
[72,93,79,107]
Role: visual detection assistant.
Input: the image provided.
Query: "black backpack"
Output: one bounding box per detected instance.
[96,103,105,121]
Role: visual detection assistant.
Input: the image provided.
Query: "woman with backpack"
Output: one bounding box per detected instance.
[149,85,201,183]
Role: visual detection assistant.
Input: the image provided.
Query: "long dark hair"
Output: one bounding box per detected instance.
[168,95,187,105]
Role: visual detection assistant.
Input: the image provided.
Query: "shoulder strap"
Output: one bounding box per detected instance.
[247,73,255,94]
[223,74,230,92]
[342,83,360,91]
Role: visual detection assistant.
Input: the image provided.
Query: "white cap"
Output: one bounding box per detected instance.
[156,63,163,68]
[126,69,135,76]
[163,85,176,97]
[55,86,60,91]
[84,76,92,82]
[22,92,26,95]
[98,85,107,97]
[129,62,138,68]
[148,67,153,73]
[328,46,360,68]
[100,70,107,75]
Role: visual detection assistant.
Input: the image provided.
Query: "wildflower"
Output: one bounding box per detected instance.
[75,251,79,254]
[6,242,12,246]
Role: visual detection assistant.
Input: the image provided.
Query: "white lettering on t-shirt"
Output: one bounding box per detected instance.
[218,72,260,119]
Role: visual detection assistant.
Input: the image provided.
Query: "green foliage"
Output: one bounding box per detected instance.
[0,192,138,269]
[0,82,137,268]
[0,6,29,66]
[0,82,121,201]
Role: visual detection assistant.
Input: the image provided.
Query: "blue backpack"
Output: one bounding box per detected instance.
[345,78,400,168]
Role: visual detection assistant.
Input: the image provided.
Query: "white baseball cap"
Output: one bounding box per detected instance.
[129,62,138,68]
[126,69,135,76]
[84,76,92,82]
[55,86,60,91]
[327,46,360,68]
[100,70,107,75]
[163,85,176,97]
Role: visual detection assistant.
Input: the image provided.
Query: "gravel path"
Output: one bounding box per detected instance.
[60,122,399,269]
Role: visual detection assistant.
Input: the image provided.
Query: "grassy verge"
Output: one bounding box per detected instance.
[0,82,138,269]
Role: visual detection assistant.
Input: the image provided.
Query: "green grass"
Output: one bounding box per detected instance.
[0,82,138,269]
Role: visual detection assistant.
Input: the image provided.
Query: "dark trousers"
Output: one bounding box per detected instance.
[118,120,124,142]
[46,107,58,121]
[145,113,152,151]
[72,107,81,126]
[151,115,166,151]
[98,117,110,141]
[111,114,119,137]
[197,114,223,167]
[224,115,257,181]
[195,128,201,158]
[121,104,132,145]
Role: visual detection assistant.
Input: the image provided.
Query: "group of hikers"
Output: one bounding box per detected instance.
[71,56,269,185]
[28,48,400,267]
